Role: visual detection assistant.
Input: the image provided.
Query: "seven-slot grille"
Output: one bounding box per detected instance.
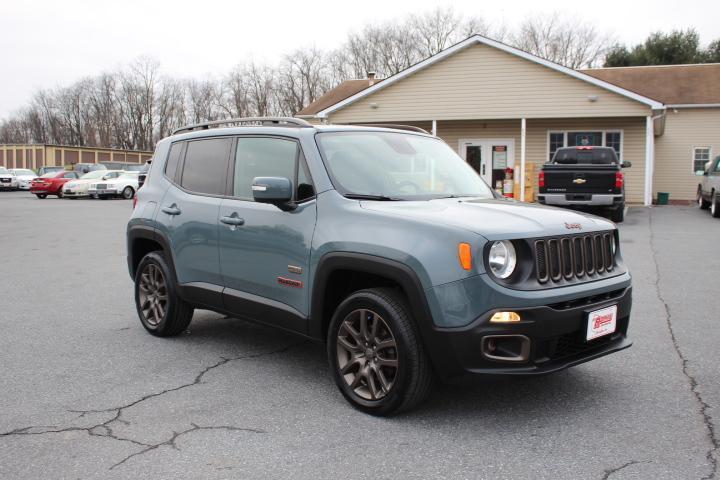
[534,233,615,284]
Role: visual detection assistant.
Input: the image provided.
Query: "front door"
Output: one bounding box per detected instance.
[459,139,514,191]
[218,136,317,334]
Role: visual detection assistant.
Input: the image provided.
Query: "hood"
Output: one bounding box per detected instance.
[15,175,36,180]
[360,197,615,240]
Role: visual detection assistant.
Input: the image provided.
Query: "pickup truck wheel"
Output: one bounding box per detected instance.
[712,193,720,218]
[610,206,624,223]
[698,187,711,209]
[327,288,433,416]
[134,251,193,336]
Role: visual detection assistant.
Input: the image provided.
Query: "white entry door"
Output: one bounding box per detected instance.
[459,139,515,189]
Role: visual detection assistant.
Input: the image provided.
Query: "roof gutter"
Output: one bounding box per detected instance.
[666,103,720,109]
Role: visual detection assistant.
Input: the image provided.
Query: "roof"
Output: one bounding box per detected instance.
[303,35,664,118]
[296,79,383,116]
[582,64,720,106]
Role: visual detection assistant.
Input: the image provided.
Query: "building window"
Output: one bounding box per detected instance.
[547,130,623,162]
[549,132,564,161]
[605,132,622,160]
[693,147,711,174]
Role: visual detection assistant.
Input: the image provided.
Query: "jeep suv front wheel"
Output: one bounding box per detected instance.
[327,288,433,416]
[134,251,193,336]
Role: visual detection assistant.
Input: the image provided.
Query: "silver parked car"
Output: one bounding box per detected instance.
[9,169,38,190]
[697,155,720,218]
[0,167,19,190]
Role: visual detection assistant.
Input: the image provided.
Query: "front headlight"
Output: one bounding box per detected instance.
[488,240,517,279]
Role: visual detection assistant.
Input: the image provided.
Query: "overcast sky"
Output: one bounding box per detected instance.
[1,0,718,118]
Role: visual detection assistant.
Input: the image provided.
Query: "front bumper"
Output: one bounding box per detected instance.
[0,182,18,189]
[425,285,632,379]
[538,193,623,207]
[63,189,88,197]
[88,188,119,196]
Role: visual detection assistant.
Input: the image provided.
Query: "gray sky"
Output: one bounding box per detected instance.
[1,0,718,118]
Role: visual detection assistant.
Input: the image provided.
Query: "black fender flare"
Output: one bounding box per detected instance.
[310,252,447,373]
[126,225,175,279]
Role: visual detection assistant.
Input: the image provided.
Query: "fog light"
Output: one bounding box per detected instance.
[490,311,521,323]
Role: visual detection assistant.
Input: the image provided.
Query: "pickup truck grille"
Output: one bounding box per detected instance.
[534,233,615,284]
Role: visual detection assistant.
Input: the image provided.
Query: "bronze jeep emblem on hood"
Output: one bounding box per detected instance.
[565,222,582,230]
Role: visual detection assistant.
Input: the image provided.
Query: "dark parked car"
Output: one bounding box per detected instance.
[538,146,631,222]
[30,170,80,198]
[128,117,632,416]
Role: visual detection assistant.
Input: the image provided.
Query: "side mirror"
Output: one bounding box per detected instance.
[252,177,295,210]
[621,161,632,168]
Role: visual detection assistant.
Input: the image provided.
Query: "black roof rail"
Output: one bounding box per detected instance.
[172,117,312,135]
[350,124,430,134]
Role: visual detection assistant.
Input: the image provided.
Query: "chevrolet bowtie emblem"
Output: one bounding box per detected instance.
[573,178,587,184]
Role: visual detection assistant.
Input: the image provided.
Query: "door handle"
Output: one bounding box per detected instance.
[161,204,181,216]
[220,214,245,226]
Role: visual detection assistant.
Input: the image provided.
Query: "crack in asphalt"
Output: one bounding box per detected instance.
[109,423,265,470]
[0,342,302,468]
[649,210,718,480]
[601,460,645,480]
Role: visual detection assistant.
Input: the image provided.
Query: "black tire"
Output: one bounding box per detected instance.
[36,194,47,199]
[327,288,433,416]
[98,195,108,200]
[134,251,193,337]
[56,189,63,198]
[610,206,624,223]
[122,186,135,199]
[711,192,720,218]
[698,187,711,210]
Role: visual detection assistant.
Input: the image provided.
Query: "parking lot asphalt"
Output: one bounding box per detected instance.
[0,190,718,480]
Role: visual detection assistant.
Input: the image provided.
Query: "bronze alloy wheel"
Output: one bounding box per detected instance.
[336,308,399,401]
[138,263,168,326]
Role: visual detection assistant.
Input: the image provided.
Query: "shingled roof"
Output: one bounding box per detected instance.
[582,63,720,105]
[296,78,383,116]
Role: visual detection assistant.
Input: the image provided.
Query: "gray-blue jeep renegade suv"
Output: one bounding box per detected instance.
[127,117,632,416]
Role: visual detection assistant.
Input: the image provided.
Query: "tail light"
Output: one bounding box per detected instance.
[615,171,624,188]
[538,171,545,188]
[132,194,138,209]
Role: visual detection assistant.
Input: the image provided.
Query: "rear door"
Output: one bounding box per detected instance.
[218,136,317,333]
[156,137,232,288]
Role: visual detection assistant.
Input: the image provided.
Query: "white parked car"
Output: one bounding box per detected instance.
[88,171,139,199]
[63,170,124,198]
[9,169,38,190]
[0,167,19,191]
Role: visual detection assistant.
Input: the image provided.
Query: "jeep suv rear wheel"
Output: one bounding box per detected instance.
[134,251,193,336]
[327,288,433,416]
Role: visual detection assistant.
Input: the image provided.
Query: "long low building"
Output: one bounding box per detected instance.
[297,35,720,205]
[0,144,153,170]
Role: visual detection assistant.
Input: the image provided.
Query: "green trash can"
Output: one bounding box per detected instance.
[657,192,670,205]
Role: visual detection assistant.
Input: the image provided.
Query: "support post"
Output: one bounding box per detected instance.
[431,120,437,136]
[644,115,655,206]
[520,118,527,202]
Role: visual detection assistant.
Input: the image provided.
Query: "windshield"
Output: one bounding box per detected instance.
[80,170,108,180]
[40,172,57,178]
[316,131,494,199]
[12,169,35,176]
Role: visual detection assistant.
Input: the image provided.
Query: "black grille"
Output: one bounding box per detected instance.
[534,233,615,285]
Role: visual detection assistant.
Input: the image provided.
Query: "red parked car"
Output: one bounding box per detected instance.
[30,171,80,198]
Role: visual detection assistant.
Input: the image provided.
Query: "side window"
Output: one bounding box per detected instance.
[164,142,183,181]
[180,138,232,195]
[233,137,298,199]
[63,172,76,179]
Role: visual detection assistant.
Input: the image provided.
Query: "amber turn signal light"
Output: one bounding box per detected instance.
[490,311,521,323]
[458,243,472,271]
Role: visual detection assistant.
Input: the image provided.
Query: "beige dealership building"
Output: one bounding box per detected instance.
[298,35,720,205]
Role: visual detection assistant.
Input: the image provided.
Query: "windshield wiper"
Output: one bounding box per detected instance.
[344,193,401,201]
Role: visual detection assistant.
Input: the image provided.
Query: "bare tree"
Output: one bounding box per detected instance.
[511,14,614,68]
